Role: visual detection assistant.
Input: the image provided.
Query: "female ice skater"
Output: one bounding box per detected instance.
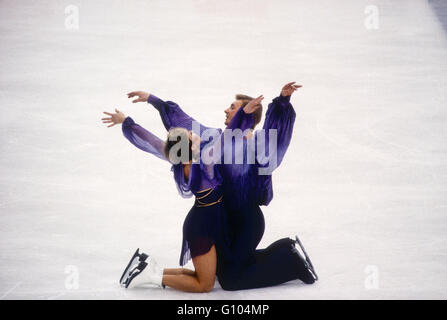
[102,98,262,292]
[101,83,317,292]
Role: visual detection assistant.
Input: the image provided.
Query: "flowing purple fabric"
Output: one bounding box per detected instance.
[122,114,227,266]
[121,116,166,161]
[121,93,296,266]
[220,94,296,210]
[121,115,220,198]
[143,93,296,210]
[147,94,220,138]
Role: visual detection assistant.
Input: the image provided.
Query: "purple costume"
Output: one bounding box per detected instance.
[122,116,229,268]
[141,94,296,208]
[122,94,312,290]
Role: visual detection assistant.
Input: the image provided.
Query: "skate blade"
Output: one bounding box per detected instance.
[295,235,318,281]
[119,248,148,285]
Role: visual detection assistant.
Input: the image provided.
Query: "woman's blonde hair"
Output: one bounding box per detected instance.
[164,128,192,163]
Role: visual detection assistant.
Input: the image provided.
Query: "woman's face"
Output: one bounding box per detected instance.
[224,100,243,126]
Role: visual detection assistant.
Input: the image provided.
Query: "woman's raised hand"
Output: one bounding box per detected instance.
[102,109,126,128]
[127,91,150,103]
[243,95,264,114]
[281,82,302,97]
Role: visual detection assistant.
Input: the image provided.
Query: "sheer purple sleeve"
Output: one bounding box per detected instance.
[121,116,167,161]
[147,94,218,136]
[147,94,193,131]
[226,106,254,131]
[218,95,296,209]
[223,94,296,173]
[255,94,296,171]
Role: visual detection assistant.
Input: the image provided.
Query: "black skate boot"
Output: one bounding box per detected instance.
[119,248,149,286]
[292,235,318,283]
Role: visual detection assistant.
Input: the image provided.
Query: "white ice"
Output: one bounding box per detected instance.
[0,0,446,299]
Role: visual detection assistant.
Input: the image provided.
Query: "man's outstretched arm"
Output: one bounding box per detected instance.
[222,83,300,173]
[255,82,301,172]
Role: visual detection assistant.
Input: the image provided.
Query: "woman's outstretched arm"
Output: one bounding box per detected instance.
[102,109,167,161]
[127,91,218,135]
[122,116,167,161]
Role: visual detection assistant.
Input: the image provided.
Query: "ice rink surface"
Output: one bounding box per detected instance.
[1,0,446,299]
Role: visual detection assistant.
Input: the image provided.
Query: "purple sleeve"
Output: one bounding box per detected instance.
[256,94,296,170]
[122,116,167,161]
[223,94,296,173]
[225,106,254,131]
[147,94,193,131]
[147,94,218,136]
[218,95,295,209]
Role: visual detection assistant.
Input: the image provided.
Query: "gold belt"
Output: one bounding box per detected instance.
[195,195,223,207]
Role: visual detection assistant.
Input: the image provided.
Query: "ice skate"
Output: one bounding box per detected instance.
[293,235,318,282]
[119,248,149,286]
[122,254,163,289]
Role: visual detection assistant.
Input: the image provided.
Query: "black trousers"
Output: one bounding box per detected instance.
[218,204,304,291]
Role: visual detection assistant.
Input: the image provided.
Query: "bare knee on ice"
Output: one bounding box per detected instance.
[192,245,217,293]
[197,279,215,293]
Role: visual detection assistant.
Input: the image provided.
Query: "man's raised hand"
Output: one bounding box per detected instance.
[127,91,150,103]
[281,82,302,97]
[243,95,264,114]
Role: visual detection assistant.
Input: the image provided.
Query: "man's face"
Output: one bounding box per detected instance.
[224,100,243,126]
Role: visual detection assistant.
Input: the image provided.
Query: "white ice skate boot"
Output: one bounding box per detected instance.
[122,253,164,289]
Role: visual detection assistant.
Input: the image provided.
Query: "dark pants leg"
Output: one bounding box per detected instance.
[226,204,265,267]
[219,237,305,291]
[220,205,307,291]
